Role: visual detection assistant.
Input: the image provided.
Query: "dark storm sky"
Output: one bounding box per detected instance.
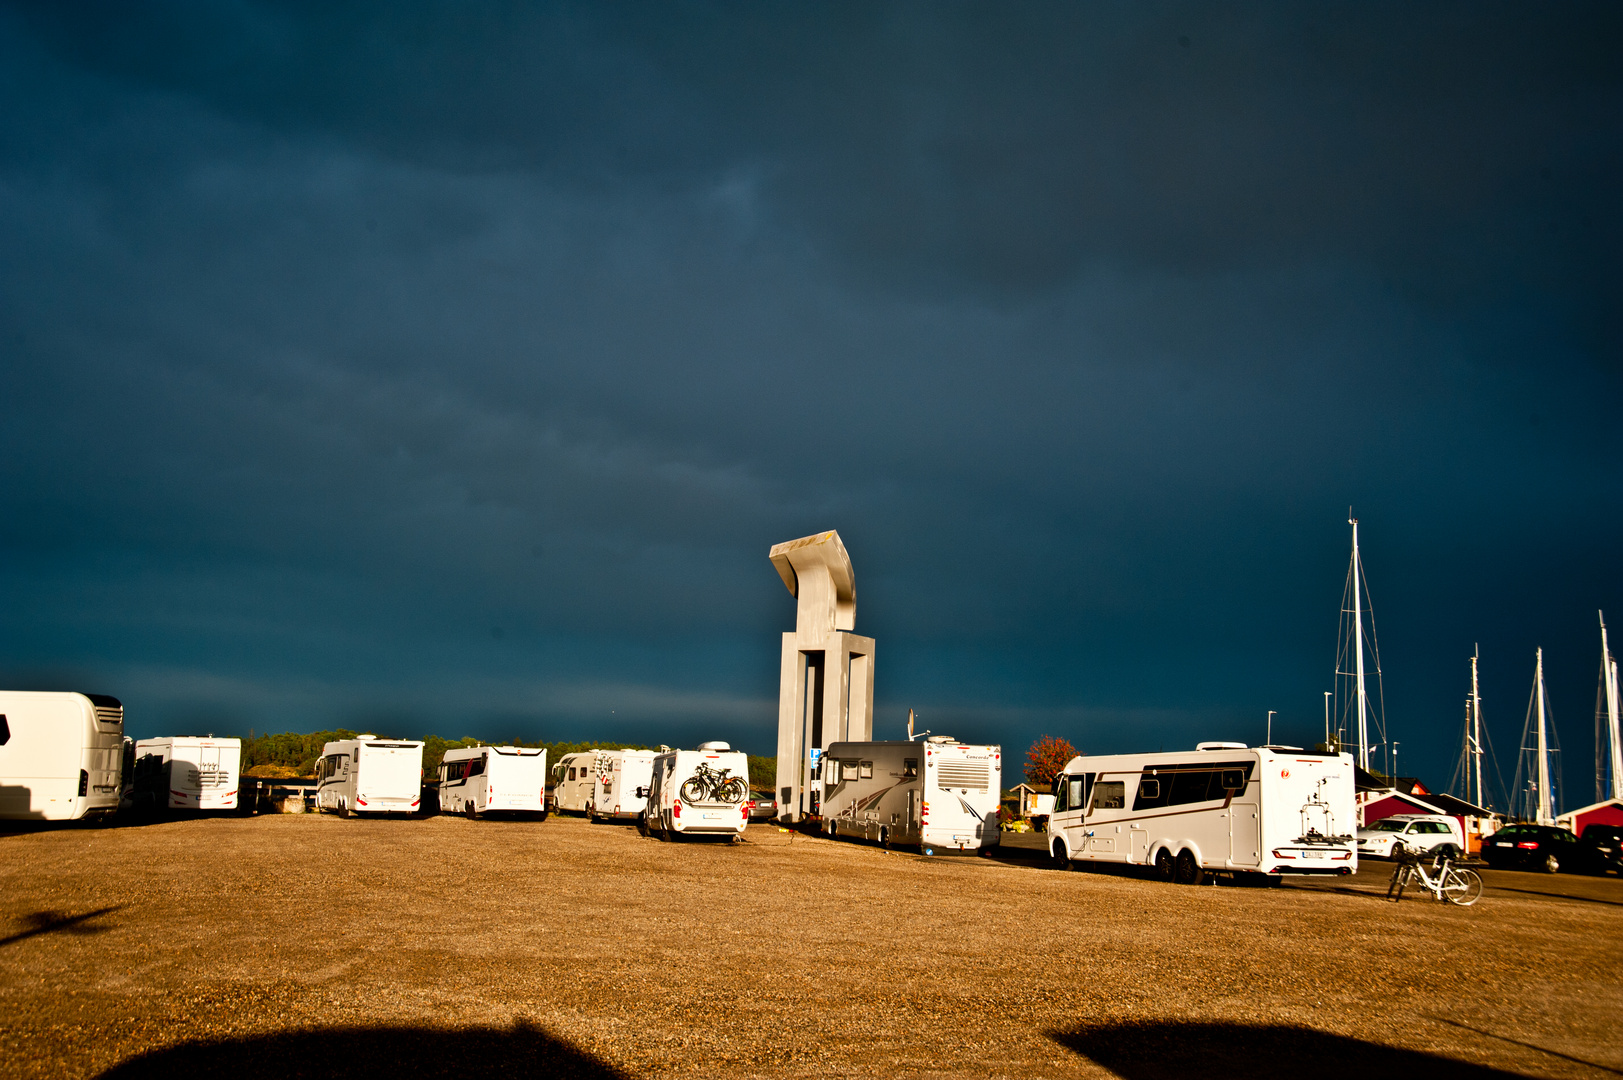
[2,3,1619,804]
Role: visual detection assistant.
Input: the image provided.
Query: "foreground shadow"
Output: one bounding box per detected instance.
[0,906,122,948]
[1052,1021,1536,1080]
[99,1022,628,1079]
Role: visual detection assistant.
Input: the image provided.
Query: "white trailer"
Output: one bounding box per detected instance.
[550,751,603,815]
[314,736,424,817]
[588,749,658,822]
[820,737,1002,855]
[0,691,124,821]
[1046,743,1357,883]
[130,736,241,812]
[438,745,548,818]
[640,742,750,841]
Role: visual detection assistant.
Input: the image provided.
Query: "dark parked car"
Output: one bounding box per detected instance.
[1578,825,1623,875]
[1482,823,1584,873]
[747,794,779,822]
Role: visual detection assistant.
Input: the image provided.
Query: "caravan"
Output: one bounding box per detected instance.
[820,737,1002,854]
[1046,743,1357,883]
[438,745,548,818]
[0,691,124,821]
[550,751,602,815]
[129,737,242,812]
[314,736,424,817]
[640,742,750,841]
[588,749,658,823]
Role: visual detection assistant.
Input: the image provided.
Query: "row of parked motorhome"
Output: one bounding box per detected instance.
[0,690,1364,879]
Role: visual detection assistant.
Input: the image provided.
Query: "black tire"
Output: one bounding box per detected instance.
[1051,839,1070,870]
[538,810,550,822]
[465,800,478,821]
[1389,842,1405,859]
[1174,850,1204,886]
[1154,848,1176,883]
[636,812,649,837]
[1543,853,1560,874]
[337,800,350,819]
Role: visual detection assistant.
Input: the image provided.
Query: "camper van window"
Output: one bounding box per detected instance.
[860,762,873,779]
[903,759,918,778]
[1220,769,1245,791]
[468,758,485,777]
[1092,781,1126,810]
[1064,776,1086,812]
[1138,778,1161,800]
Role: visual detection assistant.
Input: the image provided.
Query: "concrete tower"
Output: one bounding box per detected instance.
[771,531,874,821]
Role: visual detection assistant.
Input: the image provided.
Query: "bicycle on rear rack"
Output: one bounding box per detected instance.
[1386,849,1483,906]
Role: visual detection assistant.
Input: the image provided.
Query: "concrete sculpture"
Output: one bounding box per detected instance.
[770,530,875,821]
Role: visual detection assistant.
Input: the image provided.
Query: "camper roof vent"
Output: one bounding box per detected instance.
[1196,741,1248,751]
[696,740,731,751]
[926,735,957,744]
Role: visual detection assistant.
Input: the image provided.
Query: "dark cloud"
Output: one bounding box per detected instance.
[1,3,1619,794]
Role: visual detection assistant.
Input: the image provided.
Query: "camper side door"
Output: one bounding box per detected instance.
[1050,772,1095,855]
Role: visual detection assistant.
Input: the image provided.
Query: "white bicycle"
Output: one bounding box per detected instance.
[1386,850,1483,906]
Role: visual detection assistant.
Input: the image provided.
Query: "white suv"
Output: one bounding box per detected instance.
[1357,814,1465,860]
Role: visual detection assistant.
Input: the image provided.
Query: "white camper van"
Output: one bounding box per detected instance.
[550,751,603,815]
[640,742,750,841]
[820,737,1002,855]
[314,736,424,817]
[0,691,124,821]
[588,749,658,822]
[1046,743,1358,883]
[130,737,242,812]
[438,745,548,818]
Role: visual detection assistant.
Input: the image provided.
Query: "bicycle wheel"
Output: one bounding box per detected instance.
[719,777,748,804]
[1442,868,1483,907]
[679,777,707,803]
[1386,864,1410,901]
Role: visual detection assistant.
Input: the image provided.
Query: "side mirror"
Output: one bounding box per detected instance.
[635,786,649,798]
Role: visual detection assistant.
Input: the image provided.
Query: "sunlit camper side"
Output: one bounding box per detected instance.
[1046,743,1358,884]
[641,742,750,841]
[130,737,242,812]
[314,736,424,817]
[549,751,602,815]
[588,749,658,822]
[0,691,124,822]
[819,737,1002,854]
[437,745,548,819]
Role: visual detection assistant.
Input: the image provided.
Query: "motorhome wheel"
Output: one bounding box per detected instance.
[878,827,889,849]
[1051,839,1069,869]
[636,812,649,837]
[1173,850,1204,886]
[1154,848,1176,882]
[337,800,349,819]
[465,801,477,821]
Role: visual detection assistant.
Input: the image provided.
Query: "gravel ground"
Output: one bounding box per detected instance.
[1,813,1619,1079]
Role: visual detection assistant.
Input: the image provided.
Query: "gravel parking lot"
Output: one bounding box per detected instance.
[2,813,1619,1079]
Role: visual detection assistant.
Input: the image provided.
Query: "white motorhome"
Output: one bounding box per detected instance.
[314,736,424,817]
[0,691,124,821]
[641,742,750,841]
[550,751,603,815]
[1046,743,1357,883]
[820,737,1002,855]
[130,737,242,812]
[438,745,548,818]
[588,749,658,823]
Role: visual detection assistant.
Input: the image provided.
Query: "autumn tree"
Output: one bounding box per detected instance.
[1024,735,1079,788]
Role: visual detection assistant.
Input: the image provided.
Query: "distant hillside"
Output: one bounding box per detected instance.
[242,731,775,790]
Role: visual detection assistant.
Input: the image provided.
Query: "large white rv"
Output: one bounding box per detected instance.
[640,742,750,841]
[314,736,424,817]
[820,737,1002,855]
[1046,743,1358,883]
[129,737,242,812]
[438,745,548,818]
[0,691,124,822]
[588,749,658,823]
[550,751,603,815]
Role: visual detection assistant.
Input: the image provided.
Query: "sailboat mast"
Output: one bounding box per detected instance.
[1603,612,1622,801]
[1535,648,1553,825]
[1351,517,1370,772]
[1470,647,1484,808]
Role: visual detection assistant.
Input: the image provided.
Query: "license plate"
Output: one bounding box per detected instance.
[1303,850,1324,859]
[1495,841,1511,847]
[702,812,721,821]
[953,835,971,842]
